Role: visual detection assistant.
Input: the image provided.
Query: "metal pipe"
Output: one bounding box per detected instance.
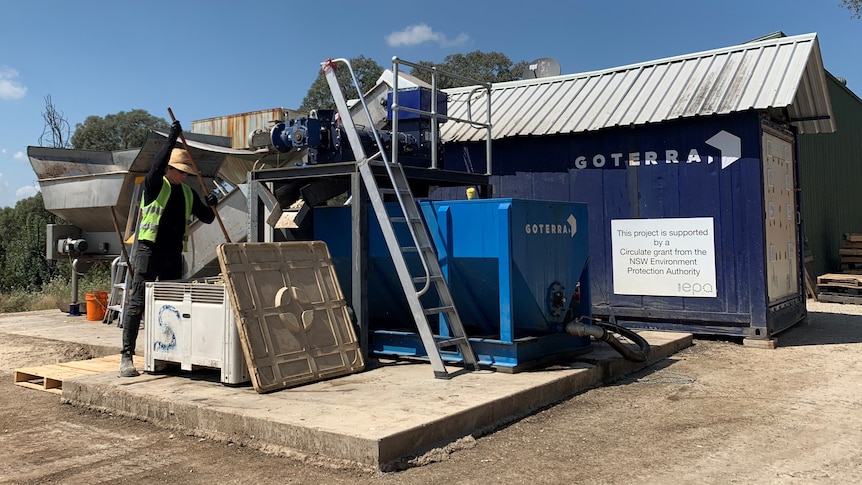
[430,64,438,170]
[70,258,81,314]
[394,57,488,87]
[564,321,606,339]
[392,57,400,168]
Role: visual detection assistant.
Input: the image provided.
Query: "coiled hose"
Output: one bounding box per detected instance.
[564,316,651,362]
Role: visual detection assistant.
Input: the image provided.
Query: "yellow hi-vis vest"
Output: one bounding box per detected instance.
[138,177,193,251]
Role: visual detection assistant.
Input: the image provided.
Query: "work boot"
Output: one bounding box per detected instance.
[119,353,139,377]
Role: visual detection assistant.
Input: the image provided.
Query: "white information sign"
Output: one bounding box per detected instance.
[611,217,717,297]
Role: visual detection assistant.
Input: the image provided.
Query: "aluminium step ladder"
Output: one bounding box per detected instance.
[322,58,479,378]
[103,177,144,327]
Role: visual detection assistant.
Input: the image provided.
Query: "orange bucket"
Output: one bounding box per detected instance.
[86,291,108,321]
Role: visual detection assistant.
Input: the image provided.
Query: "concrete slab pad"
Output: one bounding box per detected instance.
[60,330,691,470]
[2,310,691,469]
[0,309,137,356]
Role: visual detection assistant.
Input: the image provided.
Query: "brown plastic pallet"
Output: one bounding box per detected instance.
[13,355,129,394]
[216,242,364,394]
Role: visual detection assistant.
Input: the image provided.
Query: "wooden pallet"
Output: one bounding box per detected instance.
[817,273,862,289]
[817,292,862,305]
[13,354,130,394]
[816,234,862,302]
[839,234,862,269]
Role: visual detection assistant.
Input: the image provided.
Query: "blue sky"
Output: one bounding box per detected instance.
[1,0,859,209]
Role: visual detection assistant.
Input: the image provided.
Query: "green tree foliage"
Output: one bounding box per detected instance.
[70,109,169,150]
[842,0,861,18]
[0,193,62,293]
[299,56,384,112]
[297,52,528,112]
[409,51,529,89]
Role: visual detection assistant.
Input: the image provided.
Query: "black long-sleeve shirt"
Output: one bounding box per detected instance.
[142,136,215,254]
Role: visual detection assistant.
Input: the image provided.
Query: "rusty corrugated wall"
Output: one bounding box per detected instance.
[191,108,305,149]
[798,74,862,276]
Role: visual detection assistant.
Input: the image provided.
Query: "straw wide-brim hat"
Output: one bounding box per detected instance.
[168,148,197,175]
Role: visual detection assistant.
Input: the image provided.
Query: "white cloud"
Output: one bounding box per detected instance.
[15,184,39,199]
[0,66,27,100]
[13,150,25,161]
[386,23,470,48]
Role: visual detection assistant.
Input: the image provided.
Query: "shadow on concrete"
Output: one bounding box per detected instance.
[777,311,862,347]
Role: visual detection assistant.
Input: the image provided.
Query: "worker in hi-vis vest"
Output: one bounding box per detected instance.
[119,120,218,377]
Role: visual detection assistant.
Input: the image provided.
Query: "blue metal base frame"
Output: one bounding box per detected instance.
[607,303,806,340]
[371,330,591,372]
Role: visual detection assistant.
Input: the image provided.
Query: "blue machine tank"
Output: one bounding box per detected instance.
[313,198,592,371]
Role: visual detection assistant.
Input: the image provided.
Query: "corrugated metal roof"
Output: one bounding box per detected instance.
[441,33,835,142]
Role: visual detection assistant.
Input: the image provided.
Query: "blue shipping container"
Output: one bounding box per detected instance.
[442,113,806,340]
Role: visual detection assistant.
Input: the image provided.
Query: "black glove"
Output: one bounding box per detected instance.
[168,120,182,141]
[205,193,218,207]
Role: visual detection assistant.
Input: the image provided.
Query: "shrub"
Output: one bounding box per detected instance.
[0,290,35,313]
[0,261,113,314]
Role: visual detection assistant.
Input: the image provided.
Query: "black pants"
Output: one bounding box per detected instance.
[121,243,183,356]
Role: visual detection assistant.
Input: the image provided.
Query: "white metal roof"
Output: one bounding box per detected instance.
[440,33,835,142]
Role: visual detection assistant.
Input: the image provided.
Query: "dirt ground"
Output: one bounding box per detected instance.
[0,299,860,484]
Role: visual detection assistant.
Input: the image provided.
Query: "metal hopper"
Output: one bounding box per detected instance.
[29,130,256,235]
[29,146,140,233]
[28,131,261,313]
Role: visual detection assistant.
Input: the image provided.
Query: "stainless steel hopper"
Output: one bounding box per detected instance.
[29,130,255,235]
[28,131,259,312]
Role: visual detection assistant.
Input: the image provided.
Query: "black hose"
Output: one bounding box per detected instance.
[592,320,651,363]
[563,317,651,362]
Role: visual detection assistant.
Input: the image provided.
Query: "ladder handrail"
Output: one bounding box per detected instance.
[322,57,480,376]
[322,58,434,296]
[390,56,493,176]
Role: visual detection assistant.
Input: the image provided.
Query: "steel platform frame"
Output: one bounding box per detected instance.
[247,162,491,360]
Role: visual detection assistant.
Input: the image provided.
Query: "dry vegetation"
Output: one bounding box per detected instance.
[0,265,111,313]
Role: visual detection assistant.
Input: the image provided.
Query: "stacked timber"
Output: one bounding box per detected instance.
[817,234,862,303]
[816,273,862,304]
[839,233,862,272]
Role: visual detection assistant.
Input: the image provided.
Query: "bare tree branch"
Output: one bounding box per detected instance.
[39,95,72,148]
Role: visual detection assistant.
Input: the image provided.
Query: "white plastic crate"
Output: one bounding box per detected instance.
[144,280,249,384]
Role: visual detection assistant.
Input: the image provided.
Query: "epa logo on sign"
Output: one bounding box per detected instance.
[678,282,715,296]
